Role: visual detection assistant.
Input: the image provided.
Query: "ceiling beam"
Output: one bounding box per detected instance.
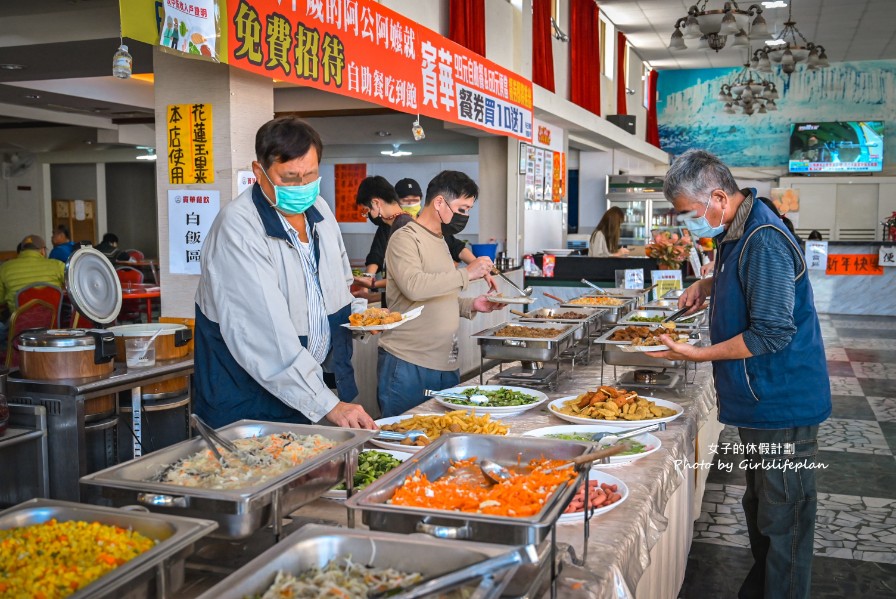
[0,102,117,130]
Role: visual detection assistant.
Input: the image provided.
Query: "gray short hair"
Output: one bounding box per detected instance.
[663,150,739,206]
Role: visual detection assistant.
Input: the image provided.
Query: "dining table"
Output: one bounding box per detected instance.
[116,259,160,284]
[120,282,161,323]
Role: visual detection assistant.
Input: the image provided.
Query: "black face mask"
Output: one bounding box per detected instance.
[439,203,469,236]
[368,213,386,227]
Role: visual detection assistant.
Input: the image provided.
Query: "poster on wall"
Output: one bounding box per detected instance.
[551,152,562,202]
[534,149,544,201]
[168,189,220,275]
[159,0,219,58]
[334,163,368,222]
[805,240,828,271]
[825,254,884,276]
[650,270,683,301]
[543,149,554,202]
[167,103,214,184]
[237,169,257,194]
[524,144,537,200]
[770,188,800,214]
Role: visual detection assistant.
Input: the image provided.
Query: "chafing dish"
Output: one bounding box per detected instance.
[195,524,539,599]
[515,307,605,341]
[346,433,590,546]
[557,295,636,325]
[618,309,705,329]
[594,326,688,368]
[662,289,686,299]
[472,321,579,361]
[643,299,678,309]
[80,420,374,539]
[0,498,217,599]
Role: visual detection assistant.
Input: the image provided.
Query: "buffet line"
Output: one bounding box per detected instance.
[0,287,717,599]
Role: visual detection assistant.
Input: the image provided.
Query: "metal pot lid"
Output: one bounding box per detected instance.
[66,247,121,324]
[18,329,97,348]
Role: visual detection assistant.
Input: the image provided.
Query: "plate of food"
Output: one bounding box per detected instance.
[522,424,662,464]
[431,385,550,417]
[323,449,412,500]
[342,306,423,331]
[486,294,536,305]
[548,386,683,427]
[558,469,628,523]
[598,324,697,352]
[371,410,509,452]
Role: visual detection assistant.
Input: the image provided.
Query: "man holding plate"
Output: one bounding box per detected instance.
[377,171,504,417]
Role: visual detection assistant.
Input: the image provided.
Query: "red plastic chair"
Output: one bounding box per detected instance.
[15,283,64,328]
[116,267,145,323]
[123,249,145,261]
[3,299,57,368]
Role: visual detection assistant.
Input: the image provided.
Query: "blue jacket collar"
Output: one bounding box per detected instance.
[251,183,325,242]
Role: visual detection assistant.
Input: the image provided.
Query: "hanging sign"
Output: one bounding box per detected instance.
[168,189,220,275]
[334,163,368,222]
[615,269,644,290]
[167,103,214,184]
[226,0,533,141]
[879,246,896,267]
[159,0,219,58]
[825,254,884,276]
[804,240,828,271]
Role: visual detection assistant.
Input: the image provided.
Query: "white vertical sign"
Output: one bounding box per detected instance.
[804,240,828,271]
[237,170,257,195]
[879,245,896,267]
[168,189,220,275]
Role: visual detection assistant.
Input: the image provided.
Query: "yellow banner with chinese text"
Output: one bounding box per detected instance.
[167,103,214,184]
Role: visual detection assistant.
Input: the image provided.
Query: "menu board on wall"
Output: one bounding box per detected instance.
[167,103,214,184]
[534,149,545,201]
[168,189,220,275]
[543,149,554,202]
[334,163,368,222]
[524,144,537,200]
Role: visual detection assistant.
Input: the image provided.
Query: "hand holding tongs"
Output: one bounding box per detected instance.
[367,544,539,599]
[662,306,706,323]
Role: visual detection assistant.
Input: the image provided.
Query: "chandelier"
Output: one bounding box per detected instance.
[751,1,829,74]
[717,61,780,116]
[669,2,771,53]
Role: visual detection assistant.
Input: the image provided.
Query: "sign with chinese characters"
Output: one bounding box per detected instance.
[615,269,644,290]
[524,144,537,200]
[236,169,257,194]
[159,0,218,58]
[533,149,544,201]
[334,163,367,222]
[824,254,884,276]
[880,246,896,267]
[167,103,214,184]
[804,240,828,271]
[551,151,562,202]
[650,270,683,301]
[168,189,220,275]
[543,149,554,202]
[226,0,533,141]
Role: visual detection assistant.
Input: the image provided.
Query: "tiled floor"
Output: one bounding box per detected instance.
[680,314,896,599]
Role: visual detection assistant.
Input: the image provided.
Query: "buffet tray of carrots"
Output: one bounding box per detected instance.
[346,434,593,546]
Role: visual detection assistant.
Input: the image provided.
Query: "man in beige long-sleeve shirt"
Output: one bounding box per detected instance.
[377,171,503,417]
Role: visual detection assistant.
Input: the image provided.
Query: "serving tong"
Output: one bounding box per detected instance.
[374,429,428,442]
[425,388,490,405]
[590,421,666,447]
[492,267,533,297]
[190,413,249,466]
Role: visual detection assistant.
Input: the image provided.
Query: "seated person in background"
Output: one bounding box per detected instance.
[0,234,65,316]
[589,207,631,257]
[95,232,130,261]
[807,230,823,241]
[49,224,78,263]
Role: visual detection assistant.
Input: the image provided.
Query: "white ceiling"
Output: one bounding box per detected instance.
[599,0,896,70]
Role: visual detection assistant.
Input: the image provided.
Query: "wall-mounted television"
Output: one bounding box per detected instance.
[788,121,884,174]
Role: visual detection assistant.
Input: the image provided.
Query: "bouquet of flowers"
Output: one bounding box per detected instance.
[885,211,896,241]
[646,230,693,269]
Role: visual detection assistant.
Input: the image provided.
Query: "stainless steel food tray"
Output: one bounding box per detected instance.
[0,498,217,599]
[196,524,529,599]
[80,421,374,539]
[515,307,605,342]
[472,321,579,361]
[643,299,678,309]
[557,296,635,325]
[346,433,590,546]
[594,326,689,368]
[618,309,705,329]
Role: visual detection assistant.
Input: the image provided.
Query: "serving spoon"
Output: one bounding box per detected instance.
[479,444,626,484]
[425,389,490,405]
[590,422,666,447]
[493,267,533,297]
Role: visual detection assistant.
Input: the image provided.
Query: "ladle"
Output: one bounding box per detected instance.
[493,268,533,297]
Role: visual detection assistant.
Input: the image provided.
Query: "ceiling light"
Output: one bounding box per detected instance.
[762,1,787,8]
[381,144,412,157]
[758,1,829,74]
[0,64,25,70]
[136,147,156,161]
[717,53,780,117]
[669,2,771,53]
[24,94,40,100]
[375,130,392,137]
[765,39,786,47]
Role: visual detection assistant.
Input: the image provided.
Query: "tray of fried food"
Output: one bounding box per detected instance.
[548,386,682,426]
[372,410,509,451]
[343,306,423,331]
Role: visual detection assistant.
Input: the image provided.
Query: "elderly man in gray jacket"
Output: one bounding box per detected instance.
[194,117,375,429]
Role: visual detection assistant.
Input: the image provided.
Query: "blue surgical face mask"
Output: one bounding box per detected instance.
[261,168,321,215]
[680,199,725,239]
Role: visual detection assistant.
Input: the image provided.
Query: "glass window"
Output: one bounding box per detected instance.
[601,16,615,80]
[642,64,651,109]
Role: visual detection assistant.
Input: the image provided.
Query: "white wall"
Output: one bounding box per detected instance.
[577,150,614,232]
[379,0,447,34]
[0,164,42,250]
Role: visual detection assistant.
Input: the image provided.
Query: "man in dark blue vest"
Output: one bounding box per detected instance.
[652,150,830,599]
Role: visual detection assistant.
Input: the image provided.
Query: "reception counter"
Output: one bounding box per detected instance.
[808,241,896,316]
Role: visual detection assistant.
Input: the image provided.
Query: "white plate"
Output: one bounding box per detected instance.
[522,425,661,464]
[618,338,697,353]
[542,248,576,256]
[432,385,550,417]
[557,469,629,523]
[370,412,508,452]
[487,295,536,305]
[323,449,413,500]
[342,306,424,331]
[548,396,683,428]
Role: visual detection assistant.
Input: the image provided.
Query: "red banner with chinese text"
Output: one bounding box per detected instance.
[226,0,533,141]
[825,254,884,276]
[334,163,367,222]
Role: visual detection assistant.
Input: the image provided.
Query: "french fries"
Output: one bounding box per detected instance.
[558,386,677,421]
[380,410,509,446]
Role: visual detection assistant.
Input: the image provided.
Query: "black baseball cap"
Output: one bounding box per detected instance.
[395,178,423,199]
